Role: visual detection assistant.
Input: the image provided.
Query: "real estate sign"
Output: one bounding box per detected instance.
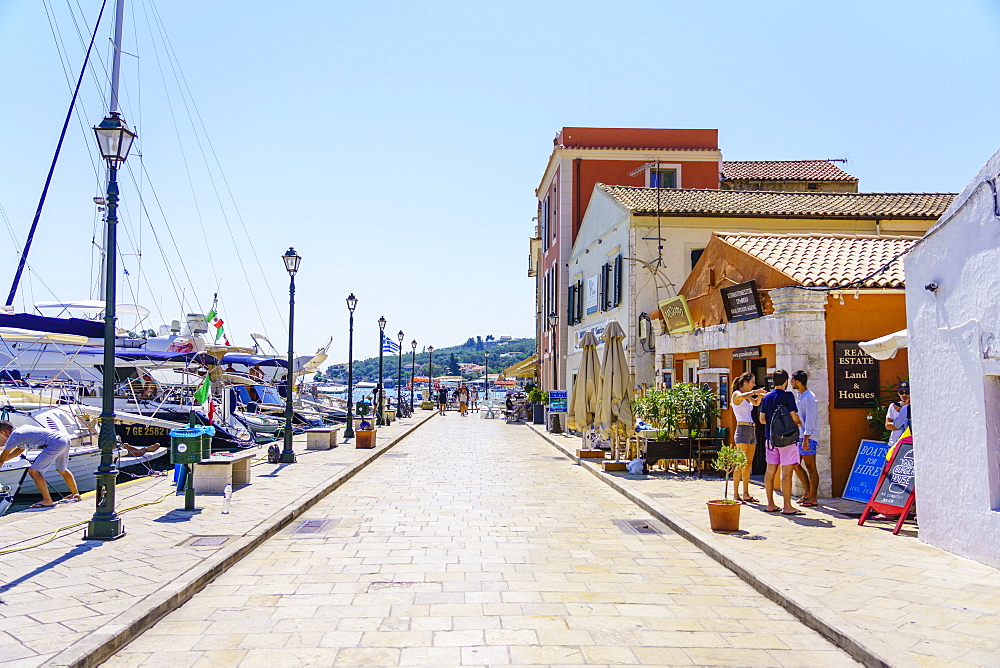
[833,341,879,409]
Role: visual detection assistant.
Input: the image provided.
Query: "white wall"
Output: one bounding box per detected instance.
[905,148,1000,569]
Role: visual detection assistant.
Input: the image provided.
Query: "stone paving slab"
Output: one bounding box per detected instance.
[104,413,856,667]
[531,425,1000,668]
[0,409,436,668]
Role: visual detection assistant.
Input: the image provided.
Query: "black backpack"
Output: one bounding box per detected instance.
[770,397,800,448]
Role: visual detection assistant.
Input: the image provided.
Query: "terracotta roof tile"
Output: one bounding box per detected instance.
[716,232,918,288]
[722,160,858,182]
[556,145,719,152]
[598,184,955,219]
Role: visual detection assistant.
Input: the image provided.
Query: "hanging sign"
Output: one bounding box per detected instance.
[658,296,694,334]
[732,346,761,361]
[548,390,567,413]
[859,437,915,535]
[720,280,764,322]
[586,276,599,315]
[833,341,879,409]
[842,439,890,503]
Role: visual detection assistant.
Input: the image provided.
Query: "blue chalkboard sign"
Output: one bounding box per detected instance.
[842,439,889,502]
[549,390,567,413]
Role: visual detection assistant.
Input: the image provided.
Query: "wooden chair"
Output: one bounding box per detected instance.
[693,426,728,477]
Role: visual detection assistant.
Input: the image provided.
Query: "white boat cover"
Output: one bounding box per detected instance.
[34,300,151,318]
[859,329,909,360]
[0,327,89,344]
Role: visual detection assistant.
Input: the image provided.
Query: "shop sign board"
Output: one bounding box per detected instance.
[859,437,916,535]
[586,276,599,315]
[732,346,761,361]
[698,351,710,368]
[658,296,694,334]
[548,390,567,413]
[842,439,890,503]
[833,341,879,409]
[720,280,764,322]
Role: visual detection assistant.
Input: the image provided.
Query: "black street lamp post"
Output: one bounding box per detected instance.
[409,339,417,410]
[396,330,404,417]
[376,316,386,426]
[484,349,490,401]
[428,345,434,404]
[85,111,136,541]
[344,293,358,439]
[279,248,301,463]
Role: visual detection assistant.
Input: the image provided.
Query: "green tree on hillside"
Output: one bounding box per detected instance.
[448,354,460,375]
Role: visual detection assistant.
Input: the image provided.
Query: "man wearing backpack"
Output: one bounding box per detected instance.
[760,369,804,515]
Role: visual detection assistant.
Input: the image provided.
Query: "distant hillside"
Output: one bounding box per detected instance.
[320,336,535,384]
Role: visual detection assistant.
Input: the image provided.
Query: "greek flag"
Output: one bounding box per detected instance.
[381,333,400,354]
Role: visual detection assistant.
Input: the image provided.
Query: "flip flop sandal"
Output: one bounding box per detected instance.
[743,496,760,503]
[764,507,782,513]
[782,510,806,516]
[58,497,81,504]
[799,502,819,507]
[30,502,55,509]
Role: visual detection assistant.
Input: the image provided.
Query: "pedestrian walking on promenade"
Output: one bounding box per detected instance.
[790,370,820,507]
[0,421,81,508]
[470,387,479,411]
[730,372,766,503]
[437,386,449,415]
[457,386,470,416]
[760,370,803,515]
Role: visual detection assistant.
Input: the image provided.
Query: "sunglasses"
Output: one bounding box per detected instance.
[898,391,909,395]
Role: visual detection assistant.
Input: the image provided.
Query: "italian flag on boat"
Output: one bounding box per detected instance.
[205,309,230,345]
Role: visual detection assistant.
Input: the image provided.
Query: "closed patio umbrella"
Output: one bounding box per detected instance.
[596,320,634,460]
[567,330,601,434]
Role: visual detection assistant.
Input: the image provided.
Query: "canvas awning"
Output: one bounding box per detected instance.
[859,329,909,360]
[501,355,537,379]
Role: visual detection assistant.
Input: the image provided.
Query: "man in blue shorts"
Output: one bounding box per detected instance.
[791,370,820,507]
[760,370,803,515]
[0,421,81,508]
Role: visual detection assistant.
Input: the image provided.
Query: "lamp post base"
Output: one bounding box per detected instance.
[84,518,125,541]
[279,451,297,464]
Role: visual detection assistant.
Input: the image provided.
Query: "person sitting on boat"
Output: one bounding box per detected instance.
[0,421,81,508]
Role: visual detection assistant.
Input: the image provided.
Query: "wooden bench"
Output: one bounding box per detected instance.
[193,449,259,493]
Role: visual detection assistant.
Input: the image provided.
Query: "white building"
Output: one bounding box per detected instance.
[905,149,1000,569]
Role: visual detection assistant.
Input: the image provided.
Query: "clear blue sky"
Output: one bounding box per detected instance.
[1,1,998,362]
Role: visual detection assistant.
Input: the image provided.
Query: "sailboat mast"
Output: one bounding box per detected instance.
[109,0,124,113]
[99,0,126,297]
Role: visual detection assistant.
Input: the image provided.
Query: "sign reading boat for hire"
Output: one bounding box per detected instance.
[833,341,879,409]
[720,280,764,322]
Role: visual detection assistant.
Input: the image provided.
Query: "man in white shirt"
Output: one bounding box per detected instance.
[790,370,820,507]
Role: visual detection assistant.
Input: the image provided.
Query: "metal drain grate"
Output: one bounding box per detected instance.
[293,519,332,534]
[612,519,664,535]
[189,536,230,547]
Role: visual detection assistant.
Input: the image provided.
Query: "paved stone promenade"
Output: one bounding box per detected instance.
[105,415,854,667]
[534,426,1000,668]
[0,410,434,667]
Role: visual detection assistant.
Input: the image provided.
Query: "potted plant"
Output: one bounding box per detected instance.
[527,387,547,424]
[632,389,687,465]
[355,401,376,449]
[672,383,720,438]
[707,445,748,531]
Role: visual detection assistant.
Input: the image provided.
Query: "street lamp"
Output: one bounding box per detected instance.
[85,111,136,541]
[376,316,386,426]
[484,349,490,401]
[428,345,435,405]
[279,248,301,463]
[409,339,417,410]
[547,312,562,433]
[396,330,404,417]
[344,293,358,439]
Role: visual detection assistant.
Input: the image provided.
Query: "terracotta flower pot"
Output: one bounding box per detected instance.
[706,500,742,532]
[356,429,377,449]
